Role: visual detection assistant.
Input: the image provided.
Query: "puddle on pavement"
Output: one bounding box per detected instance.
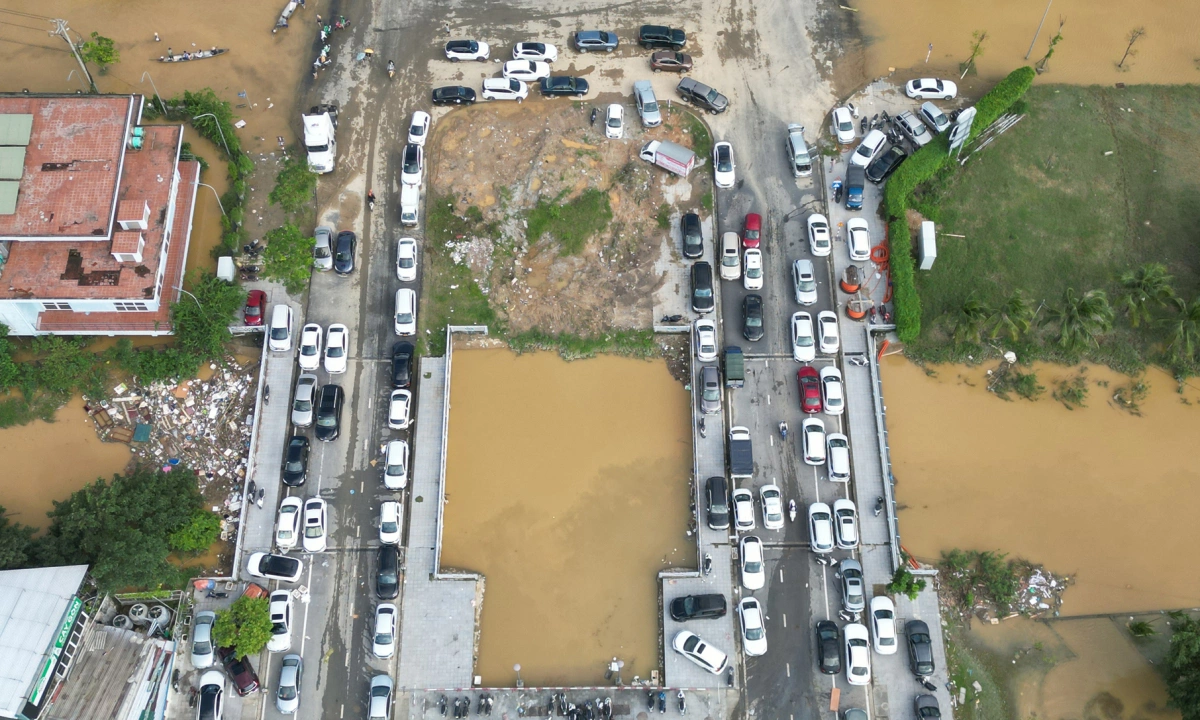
[854,0,1199,87]
[441,348,691,686]
[0,396,132,528]
[881,356,1200,617]
[0,0,316,153]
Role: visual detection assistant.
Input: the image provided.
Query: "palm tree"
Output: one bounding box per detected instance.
[988,290,1035,342]
[1162,297,1200,361]
[953,299,991,344]
[1116,263,1175,327]
[1041,288,1114,350]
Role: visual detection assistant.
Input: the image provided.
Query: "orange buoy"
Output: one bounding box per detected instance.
[840,265,862,293]
[846,304,867,320]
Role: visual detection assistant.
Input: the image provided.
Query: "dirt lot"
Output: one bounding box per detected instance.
[425,99,712,339]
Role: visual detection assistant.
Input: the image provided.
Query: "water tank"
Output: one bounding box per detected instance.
[149,606,172,626]
[112,615,132,630]
[128,603,149,626]
[918,221,937,271]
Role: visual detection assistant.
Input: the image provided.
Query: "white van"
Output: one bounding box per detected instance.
[383,440,409,490]
[400,185,419,227]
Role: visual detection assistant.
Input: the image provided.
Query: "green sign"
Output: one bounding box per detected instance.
[27,596,83,706]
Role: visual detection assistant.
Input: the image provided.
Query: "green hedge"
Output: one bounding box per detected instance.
[882,66,1035,342]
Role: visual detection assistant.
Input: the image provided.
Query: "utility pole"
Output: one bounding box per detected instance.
[49,19,96,93]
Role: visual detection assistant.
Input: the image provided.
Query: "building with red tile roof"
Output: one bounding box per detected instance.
[0,93,202,335]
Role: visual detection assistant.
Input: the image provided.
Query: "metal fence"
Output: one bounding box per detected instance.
[228,333,270,582]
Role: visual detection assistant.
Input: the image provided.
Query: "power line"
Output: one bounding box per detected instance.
[0,19,53,33]
[0,7,54,22]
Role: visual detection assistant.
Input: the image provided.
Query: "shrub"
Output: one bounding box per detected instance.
[969,66,1036,142]
[168,510,222,554]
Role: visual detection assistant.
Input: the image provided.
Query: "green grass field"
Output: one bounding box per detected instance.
[908,84,1200,372]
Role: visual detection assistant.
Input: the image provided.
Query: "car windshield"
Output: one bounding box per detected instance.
[336,249,352,261]
[746,626,765,641]
[270,327,288,340]
[386,464,405,477]
[317,413,336,427]
[744,560,762,573]
[279,684,297,701]
[705,88,720,103]
[608,114,622,127]
[314,244,331,258]
[293,398,311,412]
[301,343,316,356]
[194,639,211,654]
[409,123,425,137]
[745,316,761,328]
[831,438,847,449]
[723,254,738,267]
[304,524,322,538]
[379,570,398,584]
[328,344,344,358]
[683,635,700,652]
[396,311,413,324]
[850,638,868,648]
[305,141,329,153]
[745,229,759,240]
[399,256,414,268]
[797,333,813,346]
[881,636,896,646]
[747,266,761,278]
[703,387,720,401]
[717,150,732,171]
[799,277,816,291]
[375,631,393,644]
[838,118,853,131]
[381,520,398,533]
[245,304,262,316]
[285,459,303,472]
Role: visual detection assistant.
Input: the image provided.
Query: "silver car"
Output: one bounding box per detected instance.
[291,374,318,428]
[190,611,216,669]
[369,675,394,720]
[633,80,662,127]
[313,226,334,271]
[839,558,866,613]
[276,654,302,714]
[699,365,721,415]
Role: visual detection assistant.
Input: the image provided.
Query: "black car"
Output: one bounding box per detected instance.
[431,86,477,105]
[866,145,907,184]
[705,476,729,529]
[742,294,764,341]
[219,646,261,696]
[377,545,400,599]
[676,77,728,114]
[314,384,344,442]
[391,342,414,388]
[333,231,356,275]
[690,262,714,314]
[907,620,936,676]
[638,25,687,50]
[815,620,841,675]
[669,593,727,621]
[539,76,590,97]
[681,212,703,259]
[281,435,310,486]
[915,695,941,720]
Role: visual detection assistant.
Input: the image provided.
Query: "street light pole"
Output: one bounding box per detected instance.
[140,72,167,116]
[513,663,523,689]
[49,19,96,93]
[196,182,227,216]
[192,113,232,158]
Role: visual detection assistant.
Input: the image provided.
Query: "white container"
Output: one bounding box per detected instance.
[216,256,236,281]
[918,221,937,270]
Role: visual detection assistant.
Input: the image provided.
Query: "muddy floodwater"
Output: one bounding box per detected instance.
[881,356,1200,617]
[855,0,1199,86]
[441,348,691,687]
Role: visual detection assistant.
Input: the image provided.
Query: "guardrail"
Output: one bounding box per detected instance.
[229,333,270,582]
[866,330,905,573]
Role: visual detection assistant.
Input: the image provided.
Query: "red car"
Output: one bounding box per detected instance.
[742,213,762,248]
[243,289,266,326]
[219,646,260,696]
[797,366,822,413]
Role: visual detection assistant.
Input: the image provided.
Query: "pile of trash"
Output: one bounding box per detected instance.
[1014,566,1071,618]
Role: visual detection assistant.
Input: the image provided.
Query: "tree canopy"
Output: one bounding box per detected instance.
[262,224,315,294]
[1165,613,1200,720]
[213,596,273,658]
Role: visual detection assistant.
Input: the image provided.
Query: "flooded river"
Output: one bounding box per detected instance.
[441,348,691,687]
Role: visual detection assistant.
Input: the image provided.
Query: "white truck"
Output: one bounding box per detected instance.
[399,185,419,227]
[639,140,695,177]
[302,104,338,174]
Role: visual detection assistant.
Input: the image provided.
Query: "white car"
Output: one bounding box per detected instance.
[831,106,855,144]
[481,77,529,102]
[301,498,328,553]
[191,611,217,669]
[383,440,409,490]
[802,417,826,465]
[275,497,303,551]
[297,323,322,370]
[694,319,718,362]
[791,311,816,362]
[827,433,851,482]
[268,305,294,352]
[851,129,886,167]
[407,111,430,146]
[846,218,871,262]
[732,488,756,531]
[604,104,624,139]
[401,143,423,185]
[396,237,418,282]
[742,249,763,290]
[906,77,957,100]
[267,590,293,652]
[737,597,768,656]
[672,631,729,675]
[833,498,859,549]
[720,232,741,281]
[502,59,550,82]
[844,623,872,685]
[323,324,348,374]
[759,484,784,530]
[713,141,735,189]
[793,259,818,305]
[808,502,834,553]
[807,214,831,256]
[739,535,765,590]
[870,596,899,655]
[513,42,558,63]
[445,39,490,62]
[394,289,417,335]
[379,500,402,545]
[817,311,840,354]
[387,389,412,430]
[820,366,844,416]
[373,604,397,658]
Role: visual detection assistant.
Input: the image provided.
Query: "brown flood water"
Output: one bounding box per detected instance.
[441,348,691,687]
[881,357,1200,617]
[855,0,1200,86]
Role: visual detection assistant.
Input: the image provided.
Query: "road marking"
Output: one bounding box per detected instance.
[779,568,784,583]
[767,395,771,405]
[298,559,315,655]
[360,480,365,494]
[782,613,787,628]
[341,704,344,718]
[786,663,790,678]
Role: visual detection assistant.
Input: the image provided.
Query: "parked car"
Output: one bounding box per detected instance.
[383,440,409,490]
[895,110,931,147]
[275,497,303,551]
[219,646,260,696]
[632,80,662,128]
[791,311,816,362]
[388,388,412,430]
[312,226,333,271]
[743,249,763,290]
[431,86,476,105]
[742,293,764,342]
[191,611,217,669]
[401,143,423,186]
[870,596,898,654]
[792,259,818,305]
[638,25,686,49]
[246,553,303,583]
[806,213,831,256]
[670,593,727,621]
[604,103,624,138]
[713,141,735,188]
[839,558,866,612]
[816,620,841,674]
[851,129,887,167]
[302,498,328,553]
[268,305,294,352]
[297,323,321,371]
[671,631,729,674]
[759,485,784,530]
[700,365,722,415]
[817,311,840,354]
[332,230,356,274]
[691,262,714,313]
[866,146,906,184]
[379,500,402,545]
[391,342,414,388]
[732,487,756,531]
[243,289,267,326]
[919,101,950,133]
[739,535,765,590]
[373,604,397,658]
[906,77,957,100]
[315,384,344,442]
[512,42,558,62]
[650,50,692,72]
[820,366,845,415]
[444,39,490,62]
[719,231,741,281]
[808,502,834,553]
[676,77,728,114]
[802,417,826,465]
[831,106,856,144]
[323,324,348,374]
[276,655,302,714]
[376,545,400,599]
[681,212,704,259]
[281,435,310,486]
[573,30,618,52]
[291,374,317,428]
[742,212,762,248]
[907,620,936,676]
[797,366,822,413]
[915,695,942,720]
[846,217,871,262]
[502,59,550,81]
[844,623,872,686]
[539,76,590,97]
[407,111,431,145]
[197,670,224,719]
[394,288,417,335]
[396,237,418,281]
[737,597,768,656]
[267,590,293,652]
[693,318,718,362]
[826,432,851,482]
[706,476,730,529]
[368,675,394,720]
[785,123,812,177]
[481,78,529,102]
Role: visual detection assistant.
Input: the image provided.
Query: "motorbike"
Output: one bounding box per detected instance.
[243,240,262,257]
[205,589,228,599]
[697,417,706,439]
[172,669,180,693]
[726,666,735,687]
[263,384,270,405]
[778,421,788,441]
[387,60,395,79]
[657,691,666,714]
[256,488,265,508]
[703,553,712,576]
[874,496,885,517]
[367,191,376,212]
[846,101,859,118]
[247,479,257,499]
[590,108,598,126]
[660,314,683,323]
[832,179,844,204]
[788,499,798,523]
[859,116,868,134]
[334,14,350,30]
[677,691,686,715]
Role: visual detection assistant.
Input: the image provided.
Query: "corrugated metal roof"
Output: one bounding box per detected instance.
[0,181,17,215]
[0,147,25,180]
[0,565,88,718]
[0,114,33,146]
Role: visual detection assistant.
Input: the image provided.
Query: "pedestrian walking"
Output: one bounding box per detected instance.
[925,43,932,63]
